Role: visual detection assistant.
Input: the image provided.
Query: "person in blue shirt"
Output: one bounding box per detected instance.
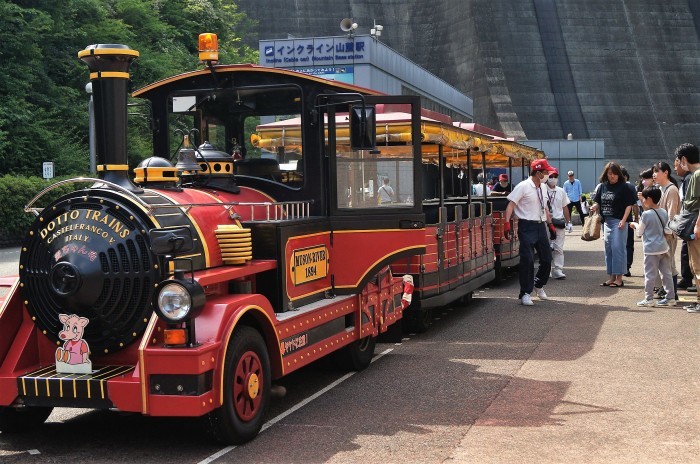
[564,170,587,224]
[629,187,675,307]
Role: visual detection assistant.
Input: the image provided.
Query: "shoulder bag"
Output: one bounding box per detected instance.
[668,208,698,241]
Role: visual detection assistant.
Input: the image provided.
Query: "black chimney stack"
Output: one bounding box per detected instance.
[78,44,139,191]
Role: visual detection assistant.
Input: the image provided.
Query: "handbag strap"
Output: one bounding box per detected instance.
[651,208,665,230]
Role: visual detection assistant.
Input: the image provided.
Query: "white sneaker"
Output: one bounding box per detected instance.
[637,299,654,307]
[551,270,566,279]
[520,294,534,306]
[534,287,548,300]
[687,304,700,313]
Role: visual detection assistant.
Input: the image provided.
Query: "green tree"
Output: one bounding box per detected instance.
[0,0,258,176]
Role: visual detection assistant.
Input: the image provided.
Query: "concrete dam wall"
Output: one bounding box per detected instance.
[237,0,700,175]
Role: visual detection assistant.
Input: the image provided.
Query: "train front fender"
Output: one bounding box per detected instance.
[193,294,282,408]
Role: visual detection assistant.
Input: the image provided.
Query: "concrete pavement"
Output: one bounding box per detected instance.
[445,228,699,463]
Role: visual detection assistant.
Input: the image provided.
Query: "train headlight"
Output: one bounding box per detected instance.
[155,279,205,323]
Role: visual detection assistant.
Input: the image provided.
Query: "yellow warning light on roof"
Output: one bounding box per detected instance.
[199,33,219,62]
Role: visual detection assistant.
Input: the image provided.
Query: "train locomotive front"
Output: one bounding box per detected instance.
[19,189,161,356]
[0,37,428,445]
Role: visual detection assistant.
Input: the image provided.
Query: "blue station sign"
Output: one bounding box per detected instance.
[259,36,371,68]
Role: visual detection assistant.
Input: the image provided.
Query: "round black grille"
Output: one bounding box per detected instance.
[19,191,161,354]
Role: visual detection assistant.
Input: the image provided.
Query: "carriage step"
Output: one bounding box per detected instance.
[17,365,134,408]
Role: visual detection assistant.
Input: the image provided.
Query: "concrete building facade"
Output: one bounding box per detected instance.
[238,0,700,179]
[259,35,473,122]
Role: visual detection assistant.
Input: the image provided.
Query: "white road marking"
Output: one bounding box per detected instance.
[198,348,394,464]
[27,449,41,455]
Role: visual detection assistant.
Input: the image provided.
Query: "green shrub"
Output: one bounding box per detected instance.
[0,175,81,247]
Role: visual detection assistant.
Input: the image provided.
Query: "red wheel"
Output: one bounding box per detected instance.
[232,350,263,421]
[207,325,271,444]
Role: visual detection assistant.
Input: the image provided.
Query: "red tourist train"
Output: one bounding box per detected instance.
[0,34,541,443]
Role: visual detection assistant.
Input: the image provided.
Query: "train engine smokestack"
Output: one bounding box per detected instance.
[78,44,139,190]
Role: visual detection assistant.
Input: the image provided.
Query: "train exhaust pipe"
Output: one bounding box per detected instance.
[78,44,140,191]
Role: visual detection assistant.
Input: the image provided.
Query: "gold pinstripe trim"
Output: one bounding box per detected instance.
[333,228,426,234]
[19,365,135,400]
[139,313,159,414]
[106,190,162,224]
[285,231,331,301]
[107,189,163,229]
[94,366,129,399]
[30,366,54,397]
[78,48,139,58]
[175,252,203,260]
[238,186,277,205]
[149,190,212,267]
[286,231,330,240]
[90,71,130,80]
[219,306,280,405]
[334,245,426,289]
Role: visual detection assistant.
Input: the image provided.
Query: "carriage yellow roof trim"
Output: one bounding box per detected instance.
[132,64,384,98]
[254,113,543,167]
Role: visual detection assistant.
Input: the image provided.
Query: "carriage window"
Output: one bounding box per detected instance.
[248,114,303,188]
[168,112,196,155]
[205,121,227,151]
[168,91,305,189]
[336,145,415,209]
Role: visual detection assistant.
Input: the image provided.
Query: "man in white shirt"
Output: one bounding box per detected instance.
[504,159,558,305]
[377,177,394,204]
[473,172,489,196]
[546,168,573,279]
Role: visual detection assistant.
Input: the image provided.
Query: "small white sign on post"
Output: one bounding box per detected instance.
[42,162,54,180]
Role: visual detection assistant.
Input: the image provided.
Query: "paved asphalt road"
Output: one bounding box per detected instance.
[1,229,698,463]
[0,247,20,278]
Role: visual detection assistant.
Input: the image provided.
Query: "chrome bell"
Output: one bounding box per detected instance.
[175,146,202,172]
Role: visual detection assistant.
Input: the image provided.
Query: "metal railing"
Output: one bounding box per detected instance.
[150,200,312,221]
[24,176,312,222]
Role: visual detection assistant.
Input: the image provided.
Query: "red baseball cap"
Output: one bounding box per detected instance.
[499,174,509,181]
[530,158,557,174]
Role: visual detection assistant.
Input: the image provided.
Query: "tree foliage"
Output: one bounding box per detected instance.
[0,0,258,177]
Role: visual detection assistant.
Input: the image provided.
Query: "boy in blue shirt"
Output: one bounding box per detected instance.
[629,187,676,307]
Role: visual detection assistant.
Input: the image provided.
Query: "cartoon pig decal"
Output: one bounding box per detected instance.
[55,314,92,374]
